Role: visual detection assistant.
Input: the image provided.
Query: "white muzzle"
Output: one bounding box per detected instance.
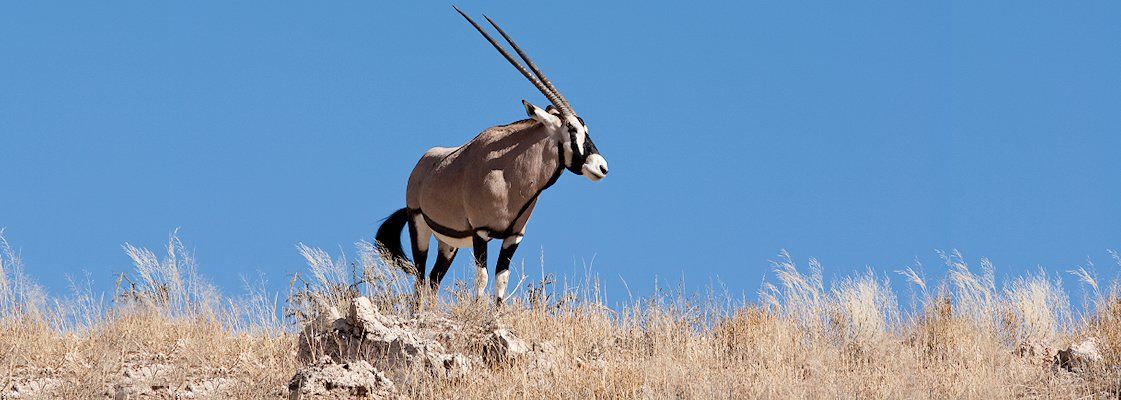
[582,154,609,182]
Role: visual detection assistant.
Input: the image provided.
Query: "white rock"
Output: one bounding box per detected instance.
[486,328,531,364]
[288,360,397,400]
[1055,337,1103,372]
[1070,337,1102,362]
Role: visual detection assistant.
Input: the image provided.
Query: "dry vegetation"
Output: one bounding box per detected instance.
[1,230,1120,399]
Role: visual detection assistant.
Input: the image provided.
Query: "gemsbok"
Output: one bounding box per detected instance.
[376,7,608,304]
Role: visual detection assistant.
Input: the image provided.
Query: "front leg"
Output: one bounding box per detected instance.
[494,235,522,305]
[472,232,489,299]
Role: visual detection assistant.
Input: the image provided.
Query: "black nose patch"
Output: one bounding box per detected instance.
[599,165,608,175]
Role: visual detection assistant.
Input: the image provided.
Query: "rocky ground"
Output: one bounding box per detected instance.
[1,297,560,399]
[2,297,1109,399]
[288,297,558,399]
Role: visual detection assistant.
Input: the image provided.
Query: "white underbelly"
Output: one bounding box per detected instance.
[431,228,473,248]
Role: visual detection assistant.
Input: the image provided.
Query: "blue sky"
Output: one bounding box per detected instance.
[2,2,1119,301]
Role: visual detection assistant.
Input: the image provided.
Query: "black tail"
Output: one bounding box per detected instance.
[375,208,411,268]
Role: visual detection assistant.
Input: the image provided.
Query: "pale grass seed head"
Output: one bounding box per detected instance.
[832,269,899,344]
[1003,269,1071,344]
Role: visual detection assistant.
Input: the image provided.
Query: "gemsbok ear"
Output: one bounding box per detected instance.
[523,100,561,128]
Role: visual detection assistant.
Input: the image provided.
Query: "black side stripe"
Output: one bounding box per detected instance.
[414,210,475,238]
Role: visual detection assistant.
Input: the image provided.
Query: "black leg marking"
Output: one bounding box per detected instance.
[494,238,521,306]
[496,241,520,279]
[428,247,458,290]
[473,235,488,298]
[473,236,487,267]
[406,217,427,285]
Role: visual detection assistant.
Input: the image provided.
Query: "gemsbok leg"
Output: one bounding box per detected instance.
[428,242,458,290]
[472,234,488,299]
[494,235,522,304]
[406,213,431,293]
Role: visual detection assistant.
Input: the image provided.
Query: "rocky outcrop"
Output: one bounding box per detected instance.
[1014,337,1104,372]
[484,328,558,373]
[107,354,240,399]
[288,360,397,400]
[484,328,530,364]
[296,296,560,392]
[1055,337,1102,372]
[298,297,471,380]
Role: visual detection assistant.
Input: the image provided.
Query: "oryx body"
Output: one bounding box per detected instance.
[375,8,608,303]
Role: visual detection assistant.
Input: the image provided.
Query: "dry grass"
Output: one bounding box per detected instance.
[1,230,1120,399]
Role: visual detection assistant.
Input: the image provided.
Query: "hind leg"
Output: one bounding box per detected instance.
[427,241,458,292]
[407,213,431,294]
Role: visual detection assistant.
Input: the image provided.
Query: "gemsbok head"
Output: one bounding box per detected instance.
[376,6,608,305]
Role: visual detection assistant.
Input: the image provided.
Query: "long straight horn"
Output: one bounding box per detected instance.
[453,6,573,117]
[482,15,574,116]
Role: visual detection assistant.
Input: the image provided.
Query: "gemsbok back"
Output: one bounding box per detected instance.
[375,7,609,305]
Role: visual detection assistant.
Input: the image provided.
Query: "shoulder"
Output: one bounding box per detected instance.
[423,146,459,159]
[473,119,541,143]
